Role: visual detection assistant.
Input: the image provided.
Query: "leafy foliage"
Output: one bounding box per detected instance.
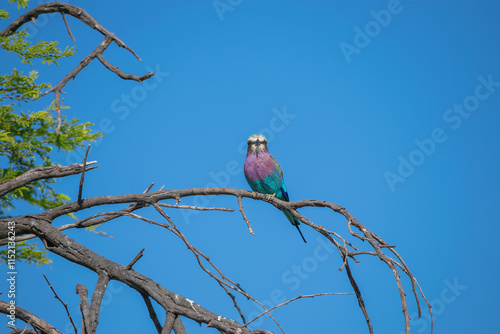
[0,241,51,265]
[1,1,101,263]
[0,101,100,212]
[8,0,29,10]
[1,29,76,65]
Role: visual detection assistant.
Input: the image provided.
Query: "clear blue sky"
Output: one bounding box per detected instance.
[3,1,500,333]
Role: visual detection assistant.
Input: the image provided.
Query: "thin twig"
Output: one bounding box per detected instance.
[2,205,141,244]
[96,54,154,82]
[61,13,76,42]
[157,202,234,212]
[344,255,373,333]
[78,145,91,205]
[21,322,29,334]
[237,196,254,235]
[126,248,145,270]
[347,219,366,241]
[243,293,353,327]
[43,274,78,334]
[323,227,357,250]
[150,204,283,332]
[144,183,155,193]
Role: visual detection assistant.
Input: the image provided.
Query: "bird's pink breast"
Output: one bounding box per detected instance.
[244,151,275,181]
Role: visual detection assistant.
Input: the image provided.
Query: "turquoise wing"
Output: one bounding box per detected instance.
[270,155,290,202]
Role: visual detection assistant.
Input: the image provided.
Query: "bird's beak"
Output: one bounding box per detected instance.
[253,142,265,154]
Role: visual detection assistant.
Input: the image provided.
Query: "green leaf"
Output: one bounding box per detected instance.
[8,0,30,9]
[0,241,52,266]
[0,10,10,19]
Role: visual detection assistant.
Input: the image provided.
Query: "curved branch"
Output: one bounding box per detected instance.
[0,1,141,59]
[0,300,63,334]
[96,54,155,82]
[0,161,97,197]
[0,2,155,132]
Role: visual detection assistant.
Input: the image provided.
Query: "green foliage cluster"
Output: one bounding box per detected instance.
[0,240,50,265]
[1,1,102,264]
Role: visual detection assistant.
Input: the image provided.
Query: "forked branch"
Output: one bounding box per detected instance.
[0,2,155,134]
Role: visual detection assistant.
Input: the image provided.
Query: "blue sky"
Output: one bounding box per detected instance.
[2,0,500,333]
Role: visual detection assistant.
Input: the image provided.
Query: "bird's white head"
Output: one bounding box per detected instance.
[247,134,268,153]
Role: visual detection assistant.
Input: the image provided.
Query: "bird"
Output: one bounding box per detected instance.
[243,134,306,243]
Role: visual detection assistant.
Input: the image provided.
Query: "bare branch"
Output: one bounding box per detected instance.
[0,300,63,334]
[0,2,142,60]
[161,312,175,334]
[149,204,283,331]
[143,294,163,334]
[237,196,255,235]
[157,202,234,212]
[144,182,155,193]
[344,254,373,333]
[88,271,110,334]
[173,316,187,334]
[96,54,154,82]
[0,204,143,245]
[161,313,187,334]
[43,274,78,334]
[40,36,113,99]
[243,292,353,327]
[0,161,97,197]
[150,204,248,323]
[126,248,145,270]
[78,145,91,205]
[0,2,155,128]
[61,13,75,42]
[76,284,90,334]
[6,324,37,334]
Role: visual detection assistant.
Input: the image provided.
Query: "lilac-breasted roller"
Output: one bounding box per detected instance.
[244,134,306,243]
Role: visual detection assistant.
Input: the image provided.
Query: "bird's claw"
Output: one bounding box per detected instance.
[265,193,276,200]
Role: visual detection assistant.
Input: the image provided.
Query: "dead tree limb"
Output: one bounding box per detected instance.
[88,271,110,334]
[0,2,155,133]
[0,161,97,197]
[0,160,431,333]
[143,293,163,334]
[0,300,63,334]
[77,145,91,205]
[43,274,78,334]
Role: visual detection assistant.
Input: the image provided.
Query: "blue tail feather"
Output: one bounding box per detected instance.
[282,209,307,243]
